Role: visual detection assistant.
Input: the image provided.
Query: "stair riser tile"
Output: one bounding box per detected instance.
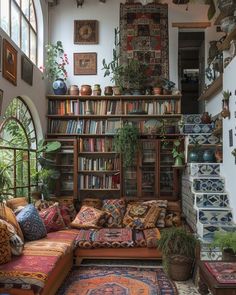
[189,134,220,145]
[183,114,202,124]
[196,194,229,208]
[193,179,225,193]
[198,210,233,224]
[188,163,220,177]
[183,124,213,134]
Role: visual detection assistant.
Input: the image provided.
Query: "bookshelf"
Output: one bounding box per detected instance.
[46,94,182,201]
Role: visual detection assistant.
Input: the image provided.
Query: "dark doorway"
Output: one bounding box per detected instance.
[178,32,205,114]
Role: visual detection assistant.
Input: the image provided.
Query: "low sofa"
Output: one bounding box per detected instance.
[0,198,181,295]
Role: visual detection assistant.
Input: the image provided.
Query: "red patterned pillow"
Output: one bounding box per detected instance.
[71,206,106,229]
[59,204,72,227]
[39,203,66,233]
[102,199,126,227]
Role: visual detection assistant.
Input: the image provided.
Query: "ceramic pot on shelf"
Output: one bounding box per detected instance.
[68,85,79,96]
[203,149,215,163]
[80,85,92,96]
[52,78,67,95]
[215,145,223,163]
[189,150,199,163]
[93,84,102,96]
[104,86,113,96]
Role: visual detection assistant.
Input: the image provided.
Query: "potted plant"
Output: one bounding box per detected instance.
[211,231,236,261]
[172,139,185,166]
[40,40,69,95]
[114,123,140,168]
[32,140,61,200]
[157,227,198,281]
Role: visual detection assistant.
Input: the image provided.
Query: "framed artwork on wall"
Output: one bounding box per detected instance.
[0,89,3,116]
[74,52,97,75]
[0,35,2,72]
[21,55,33,86]
[229,129,233,147]
[74,20,98,44]
[2,39,17,86]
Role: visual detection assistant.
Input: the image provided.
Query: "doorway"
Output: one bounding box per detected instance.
[178,32,205,114]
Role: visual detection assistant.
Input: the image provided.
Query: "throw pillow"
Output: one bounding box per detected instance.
[16,204,47,241]
[0,205,24,242]
[123,203,160,229]
[102,199,126,227]
[82,198,102,209]
[143,228,161,248]
[71,206,106,229]
[0,222,11,264]
[144,200,168,228]
[59,204,72,227]
[0,219,24,256]
[6,197,28,212]
[39,203,66,233]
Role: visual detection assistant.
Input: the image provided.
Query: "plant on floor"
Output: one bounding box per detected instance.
[172,139,185,166]
[114,123,140,168]
[32,140,61,200]
[211,231,236,261]
[156,227,198,281]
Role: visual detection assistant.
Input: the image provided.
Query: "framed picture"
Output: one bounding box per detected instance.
[2,39,17,86]
[0,35,2,72]
[229,129,233,147]
[74,52,97,75]
[21,55,33,86]
[74,20,98,44]
[0,89,3,116]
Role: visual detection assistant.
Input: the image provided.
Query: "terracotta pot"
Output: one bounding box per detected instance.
[153,87,162,95]
[201,112,212,124]
[93,84,102,96]
[104,86,113,96]
[80,85,92,96]
[215,145,223,163]
[68,85,79,96]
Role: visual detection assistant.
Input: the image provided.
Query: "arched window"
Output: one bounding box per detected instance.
[0,97,37,200]
[0,0,38,64]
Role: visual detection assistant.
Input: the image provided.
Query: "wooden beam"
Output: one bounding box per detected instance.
[172,22,211,28]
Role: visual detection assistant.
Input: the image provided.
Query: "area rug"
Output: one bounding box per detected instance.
[56,265,178,295]
[120,2,169,85]
[205,262,236,284]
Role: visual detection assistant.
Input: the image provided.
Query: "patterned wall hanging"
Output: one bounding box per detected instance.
[120,2,169,86]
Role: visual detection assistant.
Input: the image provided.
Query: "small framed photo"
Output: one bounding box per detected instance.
[74,20,98,44]
[0,89,3,116]
[74,52,97,75]
[229,129,233,147]
[2,39,17,86]
[21,55,33,86]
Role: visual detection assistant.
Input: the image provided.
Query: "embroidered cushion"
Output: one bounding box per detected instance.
[123,203,160,229]
[143,228,161,248]
[0,219,24,256]
[102,199,126,227]
[0,205,24,242]
[59,204,72,227]
[133,229,146,247]
[144,200,168,228]
[39,203,66,233]
[16,204,47,241]
[71,206,106,229]
[74,229,98,248]
[6,197,28,213]
[0,222,11,264]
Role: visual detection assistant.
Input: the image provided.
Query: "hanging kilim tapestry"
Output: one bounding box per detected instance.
[120,2,169,86]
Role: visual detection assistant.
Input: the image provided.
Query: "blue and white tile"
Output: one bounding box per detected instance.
[192,178,225,193]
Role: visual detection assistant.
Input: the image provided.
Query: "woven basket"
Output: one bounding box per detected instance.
[167,255,194,281]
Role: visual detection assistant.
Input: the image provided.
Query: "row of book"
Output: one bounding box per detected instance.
[48,100,180,116]
[78,157,120,171]
[79,138,114,152]
[78,174,120,189]
[48,119,121,134]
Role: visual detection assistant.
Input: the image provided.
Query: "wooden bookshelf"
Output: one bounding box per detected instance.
[47,94,183,201]
[198,75,223,101]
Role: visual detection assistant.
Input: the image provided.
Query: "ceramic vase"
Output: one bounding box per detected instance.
[203,149,215,163]
[68,85,79,96]
[189,151,199,163]
[104,86,113,96]
[52,79,67,95]
[80,85,92,96]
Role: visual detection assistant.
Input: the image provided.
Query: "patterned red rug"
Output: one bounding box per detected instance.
[56,266,178,295]
[205,262,236,284]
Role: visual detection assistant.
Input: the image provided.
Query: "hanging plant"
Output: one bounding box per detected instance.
[114,123,140,168]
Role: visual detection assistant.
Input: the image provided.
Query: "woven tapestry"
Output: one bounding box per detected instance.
[120,2,169,86]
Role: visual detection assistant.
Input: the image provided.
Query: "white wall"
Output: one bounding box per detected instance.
[0,0,48,138]
[49,0,210,91]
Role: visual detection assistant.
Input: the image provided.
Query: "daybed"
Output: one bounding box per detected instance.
[0,198,181,295]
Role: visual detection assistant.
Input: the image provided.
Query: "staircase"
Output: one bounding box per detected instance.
[181,114,236,260]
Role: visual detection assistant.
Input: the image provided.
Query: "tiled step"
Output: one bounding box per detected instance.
[197,221,236,241]
[186,163,221,178]
[188,133,220,145]
[183,123,213,134]
[195,193,229,208]
[183,114,202,124]
[192,178,225,193]
[200,243,222,261]
[198,208,233,224]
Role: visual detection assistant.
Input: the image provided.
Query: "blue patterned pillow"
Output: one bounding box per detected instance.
[16,204,47,241]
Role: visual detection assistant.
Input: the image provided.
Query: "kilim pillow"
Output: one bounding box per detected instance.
[6,197,28,212]
[59,204,73,227]
[0,222,11,264]
[39,203,66,233]
[0,219,24,256]
[102,199,126,227]
[123,203,160,229]
[144,200,168,228]
[143,228,161,248]
[71,206,106,229]
[16,204,47,241]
